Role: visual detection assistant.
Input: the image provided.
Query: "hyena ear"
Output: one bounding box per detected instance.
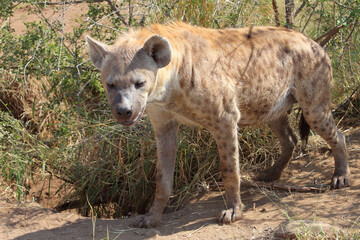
[143,35,172,68]
[86,36,110,69]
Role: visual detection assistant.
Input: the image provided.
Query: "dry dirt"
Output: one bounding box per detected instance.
[1,4,359,240]
[1,127,359,240]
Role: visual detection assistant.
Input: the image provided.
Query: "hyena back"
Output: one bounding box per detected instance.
[87,22,350,228]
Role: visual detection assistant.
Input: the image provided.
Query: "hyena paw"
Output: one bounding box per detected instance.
[331,173,351,189]
[132,214,160,228]
[217,207,242,224]
[256,167,282,182]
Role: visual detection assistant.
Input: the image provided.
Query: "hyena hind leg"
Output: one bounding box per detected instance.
[257,114,298,182]
[302,108,351,189]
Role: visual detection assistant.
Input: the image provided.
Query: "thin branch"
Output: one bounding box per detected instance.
[57,0,66,71]
[85,5,145,30]
[24,2,75,88]
[316,2,324,37]
[128,0,133,27]
[184,224,208,239]
[139,13,146,27]
[301,1,318,33]
[285,0,295,29]
[294,0,307,18]
[86,17,123,33]
[29,0,106,5]
[241,180,329,193]
[8,66,97,72]
[313,8,358,47]
[1,17,10,29]
[210,180,329,193]
[32,159,74,184]
[33,4,75,58]
[333,1,354,10]
[334,86,360,112]
[272,0,280,27]
[344,20,358,43]
[105,0,129,27]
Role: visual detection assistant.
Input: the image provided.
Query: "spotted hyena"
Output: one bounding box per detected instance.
[86,22,350,228]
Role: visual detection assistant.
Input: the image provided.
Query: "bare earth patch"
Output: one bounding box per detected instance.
[1,127,359,240]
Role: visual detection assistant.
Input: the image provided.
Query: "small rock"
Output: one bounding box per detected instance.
[274,220,340,239]
[144,229,160,239]
[26,202,43,209]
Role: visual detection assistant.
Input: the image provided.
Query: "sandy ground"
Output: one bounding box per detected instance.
[7,2,88,35]
[1,127,359,240]
[2,4,359,240]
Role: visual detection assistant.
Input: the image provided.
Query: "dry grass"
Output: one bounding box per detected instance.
[0,69,58,138]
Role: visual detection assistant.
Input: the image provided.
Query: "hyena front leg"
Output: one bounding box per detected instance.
[133,106,178,228]
[213,124,244,224]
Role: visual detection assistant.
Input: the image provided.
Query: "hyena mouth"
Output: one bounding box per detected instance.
[118,106,145,126]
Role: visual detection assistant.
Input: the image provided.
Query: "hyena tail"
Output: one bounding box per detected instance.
[299,112,310,144]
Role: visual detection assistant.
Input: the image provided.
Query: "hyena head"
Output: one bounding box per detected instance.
[86,35,171,126]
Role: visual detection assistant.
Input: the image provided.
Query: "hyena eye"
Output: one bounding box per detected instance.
[135,81,145,89]
[107,82,115,89]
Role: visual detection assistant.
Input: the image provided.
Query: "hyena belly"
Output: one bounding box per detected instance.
[234,47,298,125]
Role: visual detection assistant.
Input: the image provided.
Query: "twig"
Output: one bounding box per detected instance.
[316,2,323,37]
[128,0,133,26]
[139,13,146,27]
[301,1,318,33]
[105,0,128,27]
[294,153,309,160]
[1,17,10,29]
[241,180,329,193]
[24,1,75,89]
[208,179,329,192]
[184,224,208,239]
[344,20,358,43]
[32,159,74,184]
[334,86,360,112]
[333,1,354,10]
[294,0,307,18]
[85,5,144,30]
[285,0,295,29]
[86,17,123,33]
[272,0,280,27]
[34,4,75,58]
[57,0,66,71]
[76,59,94,97]
[30,0,106,5]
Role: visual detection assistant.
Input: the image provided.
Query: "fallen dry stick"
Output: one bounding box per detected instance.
[242,180,329,193]
[210,180,329,193]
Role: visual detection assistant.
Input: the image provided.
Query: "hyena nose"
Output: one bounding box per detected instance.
[116,106,133,118]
